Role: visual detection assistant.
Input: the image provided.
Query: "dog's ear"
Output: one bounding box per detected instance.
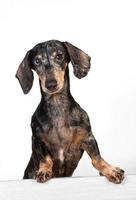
[15,50,34,94]
[64,42,91,79]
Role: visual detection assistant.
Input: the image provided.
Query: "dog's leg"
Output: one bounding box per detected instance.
[31,132,54,183]
[82,134,124,184]
[35,155,53,183]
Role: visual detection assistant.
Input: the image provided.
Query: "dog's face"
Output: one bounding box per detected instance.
[31,41,69,94]
[16,40,91,94]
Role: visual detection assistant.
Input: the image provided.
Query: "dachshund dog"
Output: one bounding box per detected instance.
[16,40,124,183]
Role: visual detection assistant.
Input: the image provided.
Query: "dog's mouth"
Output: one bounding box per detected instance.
[45,86,62,95]
[39,76,64,95]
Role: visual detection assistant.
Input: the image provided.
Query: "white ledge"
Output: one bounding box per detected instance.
[0,175,136,200]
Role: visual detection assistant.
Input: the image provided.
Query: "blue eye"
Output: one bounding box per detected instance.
[34,58,41,66]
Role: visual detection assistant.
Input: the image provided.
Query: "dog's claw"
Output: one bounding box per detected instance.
[99,172,104,176]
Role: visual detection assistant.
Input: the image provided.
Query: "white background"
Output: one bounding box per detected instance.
[0,0,136,181]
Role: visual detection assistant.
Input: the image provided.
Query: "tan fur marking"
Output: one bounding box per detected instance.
[38,155,53,175]
[92,157,111,173]
[53,67,65,91]
[72,129,87,146]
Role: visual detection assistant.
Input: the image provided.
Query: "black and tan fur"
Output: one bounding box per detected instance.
[16,40,124,183]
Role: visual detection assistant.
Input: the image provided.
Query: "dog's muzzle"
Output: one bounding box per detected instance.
[45,79,58,92]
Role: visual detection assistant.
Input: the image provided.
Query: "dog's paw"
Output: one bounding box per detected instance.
[102,167,125,184]
[35,171,52,183]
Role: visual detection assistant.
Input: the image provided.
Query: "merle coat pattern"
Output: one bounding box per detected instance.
[16,40,124,183]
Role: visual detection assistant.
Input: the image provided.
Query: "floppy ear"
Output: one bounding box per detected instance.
[64,42,91,79]
[15,50,34,94]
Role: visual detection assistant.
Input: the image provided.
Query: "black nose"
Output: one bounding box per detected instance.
[46,79,57,91]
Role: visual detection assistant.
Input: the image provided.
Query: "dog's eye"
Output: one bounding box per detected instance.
[34,58,41,66]
[56,53,63,61]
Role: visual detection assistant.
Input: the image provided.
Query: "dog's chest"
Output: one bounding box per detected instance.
[40,116,87,161]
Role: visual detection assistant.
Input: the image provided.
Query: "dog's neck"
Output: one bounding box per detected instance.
[40,68,72,117]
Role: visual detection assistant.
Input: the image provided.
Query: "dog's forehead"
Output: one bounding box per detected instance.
[32,40,66,56]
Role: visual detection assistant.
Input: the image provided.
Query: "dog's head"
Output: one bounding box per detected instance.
[16,40,91,94]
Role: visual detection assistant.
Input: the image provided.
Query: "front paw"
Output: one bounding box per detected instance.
[35,171,52,183]
[102,167,125,184]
